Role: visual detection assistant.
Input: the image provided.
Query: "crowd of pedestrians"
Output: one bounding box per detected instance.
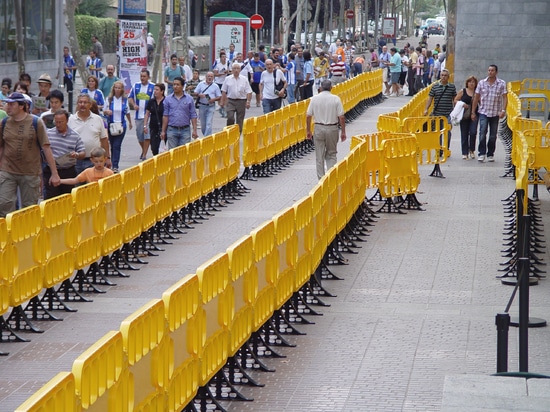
[0,31,509,216]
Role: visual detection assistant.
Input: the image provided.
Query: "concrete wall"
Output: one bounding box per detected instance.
[452,0,550,87]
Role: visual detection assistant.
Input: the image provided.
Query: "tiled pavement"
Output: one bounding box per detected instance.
[2,43,550,411]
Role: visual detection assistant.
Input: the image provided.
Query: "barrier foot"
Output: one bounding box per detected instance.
[336,232,360,254]
[259,320,296,348]
[224,356,264,387]
[209,368,253,402]
[57,279,93,302]
[23,296,63,321]
[271,309,306,335]
[71,269,106,294]
[166,212,188,234]
[131,233,160,257]
[229,178,250,195]
[237,344,276,372]
[248,331,286,358]
[111,247,141,270]
[6,306,44,333]
[86,262,117,286]
[0,316,29,343]
[429,164,445,178]
[98,255,129,278]
[239,166,257,181]
[283,300,315,325]
[501,277,539,286]
[302,280,331,307]
[148,225,173,245]
[290,291,323,316]
[40,287,77,312]
[397,194,425,211]
[119,243,148,265]
[510,316,548,328]
[186,385,228,412]
[376,197,407,214]
[319,259,343,281]
[326,241,349,265]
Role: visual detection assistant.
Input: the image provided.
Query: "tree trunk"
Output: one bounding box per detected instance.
[14,0,25,75]
[179,0,188,60]
[322,0,329,44]
[338,0,345,40]
[64,0,88,83]
[152,0,168,82]
[295,2,303,44]
[312,0,322,47]
[282,0,307,49]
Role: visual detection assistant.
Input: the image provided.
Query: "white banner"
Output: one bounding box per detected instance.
[118,19,148,93]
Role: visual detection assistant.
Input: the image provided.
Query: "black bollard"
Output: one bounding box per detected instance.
[495,312,510,373]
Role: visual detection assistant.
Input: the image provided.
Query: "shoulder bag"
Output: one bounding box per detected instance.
[273,71,287,99]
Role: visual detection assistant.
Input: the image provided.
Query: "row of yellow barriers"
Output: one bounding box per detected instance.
[0,125,241,340]
[241,70,384,178]
[16,134,371,411]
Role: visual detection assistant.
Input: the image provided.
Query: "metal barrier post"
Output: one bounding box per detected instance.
[495,313,510,373]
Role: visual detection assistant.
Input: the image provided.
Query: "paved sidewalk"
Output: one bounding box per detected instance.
[2,78,550,411]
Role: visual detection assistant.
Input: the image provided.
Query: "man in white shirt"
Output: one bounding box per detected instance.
[220,63,252,132]
[68,93,110,173]
[305,79,346,179]
[129,69,155,160]
[259,59,287,114]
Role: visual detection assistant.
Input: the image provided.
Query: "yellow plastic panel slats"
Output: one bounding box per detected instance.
[154,151,175,220]
[170,144,190,211]
[195,252,230,305]
[162,273,200,332]
[200,136,215,197]
[293,196,313,289]
[121,166,144,243]
[98,173,126,255]
[187,139,203,203]
[224,125,241,181]
[402,116,450,164]
[15,372,76,412]
[120,299,165,365]
[72,183,104,269]
[167,357,199,412]
[139,158,159,231]
[379,136,421,198]
[242,117,257,167]
[71,330,124,410]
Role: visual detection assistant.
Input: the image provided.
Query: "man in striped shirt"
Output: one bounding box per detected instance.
[471,64,507,162]
[423,69,456,148]
[329,54,346,85]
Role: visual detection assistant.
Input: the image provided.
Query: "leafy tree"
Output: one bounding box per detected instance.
[76,0,112,17]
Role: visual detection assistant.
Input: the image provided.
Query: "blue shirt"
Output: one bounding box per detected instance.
[129,82,155,119]
[80,88,105,108]
[250,60,265,84]
[163,92,197,127]
[303,60,314,82]
[63,54,76,80]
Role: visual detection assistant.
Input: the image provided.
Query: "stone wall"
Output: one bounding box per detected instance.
[452,0,550,87]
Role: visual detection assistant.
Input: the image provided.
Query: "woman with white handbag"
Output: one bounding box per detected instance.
[103,80,132,172]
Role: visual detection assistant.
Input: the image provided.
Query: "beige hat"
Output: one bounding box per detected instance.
[37,73,52,84]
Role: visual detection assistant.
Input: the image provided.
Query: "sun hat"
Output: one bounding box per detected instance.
[37,73,52,84]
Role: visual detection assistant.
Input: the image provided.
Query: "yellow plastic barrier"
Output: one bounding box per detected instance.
[200,135,215,197]
[379,136,421,199]
[40,194,76,290]
[6,205,45,308]
[272,207,297,309]
[186,139,203,204]
[154,150,176,221]
[195,253,231,385]
[98,174,126,256]
[293,196,313,289]
[120,166,144,245]
[170,144,190,213]
[15,372,77,412]
[250,220,277,330]
[120,299,169,409]
[402,116,450,165]
[162,274,201,412]
[139,158,159,232]
[0,218,11,318]
[265,112,278,164]
[213,128,230,189]
[72,330,125,410]
[226,235,255,356]
[242,117,257,168]
[225,125,241,183]
[309,177,329,271]
[523,129,550,185]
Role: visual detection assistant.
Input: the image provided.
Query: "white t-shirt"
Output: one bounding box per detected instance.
[260,69,286,100]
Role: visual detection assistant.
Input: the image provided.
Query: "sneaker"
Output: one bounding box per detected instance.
[112,168,119,173]
[487,156,494,162]
[469,151,475,159]
[478,155,485,162]
[462,155,468,159]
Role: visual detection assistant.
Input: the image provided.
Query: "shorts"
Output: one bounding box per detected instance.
[135,118,149,142]
[390,72,400,84]
[251,82,260,95]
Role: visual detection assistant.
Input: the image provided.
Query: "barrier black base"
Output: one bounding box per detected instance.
[0,315,29,343]
[23,295,63,322]
[429,163,445,178]
[209,368,253,402]
[223,356,264,387]
[237,343,275,373]
[71,269,106,294]
[510,316,547,328]
[57,279,92,302]
[6,306,43,333]
[41,286,77,312]
[184,385,227,412]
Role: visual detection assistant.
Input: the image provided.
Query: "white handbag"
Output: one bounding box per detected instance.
[109,122,123,136]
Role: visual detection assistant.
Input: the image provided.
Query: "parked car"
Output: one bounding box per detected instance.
[426,23,444,35]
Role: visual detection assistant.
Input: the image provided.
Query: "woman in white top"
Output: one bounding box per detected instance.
[103,80,132,172]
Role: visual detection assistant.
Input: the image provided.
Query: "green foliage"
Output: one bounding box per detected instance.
[76,0,112,17]
[75,15,117,54]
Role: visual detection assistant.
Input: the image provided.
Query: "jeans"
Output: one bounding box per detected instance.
[477,114,499,156]
[262,98,282,114]
[199,104,216,136]
[460,117,478,156]
[167,125,191,149]
[76,158,93,174]
[286,83,296,103]
[108,128,126,169]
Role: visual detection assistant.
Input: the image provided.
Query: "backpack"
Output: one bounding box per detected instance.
[2,115,39,135]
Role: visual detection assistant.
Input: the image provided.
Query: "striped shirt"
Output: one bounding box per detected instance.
[476,77,507,117]
[330,61,346,77]
[429,82,457,116]
[46,126,85,168]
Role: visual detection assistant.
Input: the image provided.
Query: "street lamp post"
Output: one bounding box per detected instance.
[271,0,275,47]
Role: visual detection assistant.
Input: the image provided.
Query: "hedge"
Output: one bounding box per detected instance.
[75,15,118,54]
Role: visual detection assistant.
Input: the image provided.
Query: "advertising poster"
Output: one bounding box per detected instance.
[118,0,146,16]
[209,18,249,66]
[118,19,148,93]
